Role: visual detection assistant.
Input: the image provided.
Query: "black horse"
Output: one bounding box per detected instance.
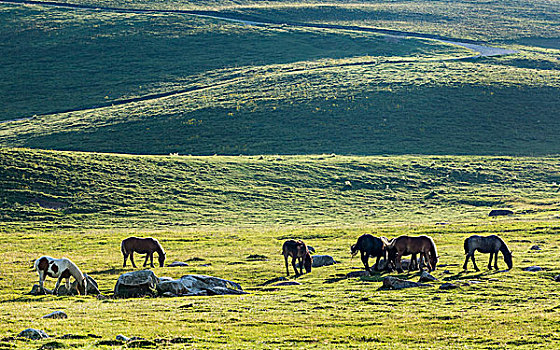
[463,235,513,271]
[351,234,387,273]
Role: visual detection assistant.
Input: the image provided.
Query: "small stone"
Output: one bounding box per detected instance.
[271,281,301,286]
[489,209,514,216]
[439,283,459,290]
[167,261,189,267]
[27,284,53,295]
[523,266,543,272]
[42,311,68,319]
[554,275,560,282]
[443,270,451,274]
[116,335,130,342]
[419,271,438,282]
[260,277,287,286]
[381,276,432,290]
[346,270,368,278]
[17,328,49,340]
[530,245,541,251]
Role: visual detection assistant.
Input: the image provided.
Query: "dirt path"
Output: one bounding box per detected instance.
[0,0,518,123]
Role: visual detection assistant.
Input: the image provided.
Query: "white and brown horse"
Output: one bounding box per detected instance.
[33,256,87,295]
[121,237,166,268]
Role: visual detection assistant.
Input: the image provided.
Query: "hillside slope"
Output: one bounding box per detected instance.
[2,148,559,231]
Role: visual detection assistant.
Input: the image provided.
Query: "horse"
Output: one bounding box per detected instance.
[351,234,387,273]
[382,235,438,273]
[282,240,313,276]
[121,237,166,268]
[33,256,87,295]
[463,235,513,271]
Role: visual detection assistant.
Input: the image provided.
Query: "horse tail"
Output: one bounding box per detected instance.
[121,239,128,255]
[463,237,470,255]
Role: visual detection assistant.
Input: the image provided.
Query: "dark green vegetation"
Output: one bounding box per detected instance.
[1,0,559,155]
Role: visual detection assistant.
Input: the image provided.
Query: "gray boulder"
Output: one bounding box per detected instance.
[382,276,433,290]
[164,275,246,296]
[419,271,438,282]
[18,328,48,340]
[311,255,337,267]
[42,311,68,319]
[27,284,53,295]
[114,270,159,298]
[168,261,189,267]
[489,209,514,216]
[440,282,460,290]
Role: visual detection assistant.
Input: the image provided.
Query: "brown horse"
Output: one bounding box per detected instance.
[382,235,438,273]
[282,240,313,276]
[121,237,166,268]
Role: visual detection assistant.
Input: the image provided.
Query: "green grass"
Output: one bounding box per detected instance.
[2,221,560,349]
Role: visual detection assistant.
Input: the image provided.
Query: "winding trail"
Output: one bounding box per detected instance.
[0,0,518,123]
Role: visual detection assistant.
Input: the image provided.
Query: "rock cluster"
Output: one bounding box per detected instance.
[114,270,246,298]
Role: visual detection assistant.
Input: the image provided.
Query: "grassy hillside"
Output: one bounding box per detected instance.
[1,1,559,155]
[2,148,559,232]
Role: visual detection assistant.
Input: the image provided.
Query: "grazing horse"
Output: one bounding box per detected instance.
[351,234,387,273]
[463,235,513,271]
[383,235,438,273]
[121,237,166,268]
[282,240,313,276]
[33,256,87,295]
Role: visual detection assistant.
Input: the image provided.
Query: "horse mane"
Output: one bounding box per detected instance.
[380,236,394,248]
[153,238,165,255]
[425,235,438,258]
[497,236,511,256]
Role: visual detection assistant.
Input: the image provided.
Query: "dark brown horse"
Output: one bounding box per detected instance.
[282,240,313,276]
[463,235,512,271]
[383,235,438,273]
[121,237,166,268]
[351,234,387,273]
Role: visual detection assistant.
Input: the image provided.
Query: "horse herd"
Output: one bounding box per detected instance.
[33,234,512,296]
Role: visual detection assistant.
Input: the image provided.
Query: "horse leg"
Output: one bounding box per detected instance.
[396,252,404,273]
[299,257,304,275]
[54,276,63,295]
[149,253,155,268]
[130,252,137,268]
[463,254,470,270]
[487,252,494,270]
[374,255,381,271]
[123,252,129,267]
[409,254,417,271]
[284,255,290,276]
[143,254,149,267]
[291,257,299,276]
[361,251,370,273]
[38,271,47,294]
[471,254,480,271]
[494,251,499,270]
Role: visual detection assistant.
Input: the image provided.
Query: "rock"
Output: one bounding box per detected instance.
[42,311,68,319]
[271,281,301,286]
[555,275,560,282]
[158,274,247,296]
[346,270,368,278]
[523,266,543,272]
[489,209,514,217]
[260,277,287,286]
[530,245,541,251]
[114,270,159,298]
[17,328,49,340]
[27,284,53,295]
[116,335,130,342]
[58,273,100,296]
[381,276,433,290]
[167,261,189,267]
[419,271,438,282]
[439,283,460,290]
[311,255,337,267]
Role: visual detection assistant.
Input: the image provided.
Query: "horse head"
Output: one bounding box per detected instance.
[76,277,87,295]
[158,252,166,267]
[350,244,358,257]
[504,250,513,270]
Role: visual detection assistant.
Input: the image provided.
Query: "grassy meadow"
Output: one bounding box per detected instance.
[1,0,560,348]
